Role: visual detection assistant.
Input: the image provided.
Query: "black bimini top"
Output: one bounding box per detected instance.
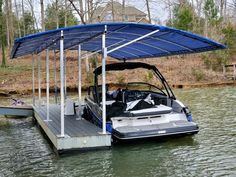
[94,62,157,76]
[11,22,226,60]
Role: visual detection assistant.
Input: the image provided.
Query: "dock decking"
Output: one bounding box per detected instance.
[33,105,111,152]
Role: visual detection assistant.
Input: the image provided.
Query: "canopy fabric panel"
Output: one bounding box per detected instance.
[11,23,226,60]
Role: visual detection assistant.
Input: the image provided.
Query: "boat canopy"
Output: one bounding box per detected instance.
[11,22,226,60]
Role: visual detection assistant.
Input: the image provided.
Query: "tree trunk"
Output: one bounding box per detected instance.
[111,0,115,22]
[146,0,151,23]
[220,0,224,18]
[122,0,125,21]
[64,0,67,27]
[224,0,227,21]
[55,0,59,28]
[9,0,14,48]
[87,0,93,23]
[28,0,39,32]
[5,0,10,47]
[21,0,26,36]
[0,0,6,67]
[14,0,21,37]
[40,0,45,31]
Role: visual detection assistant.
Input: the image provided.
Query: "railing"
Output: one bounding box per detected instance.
[223,64,236,80]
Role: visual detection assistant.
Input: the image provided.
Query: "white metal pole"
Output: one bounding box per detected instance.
[60,30,65,137]
[38,53,41,107]
[77,45,82,119]
[102,25,107,134]
[32,54,35,106]
[64,51,67,99]
[54,49,58,104]
[45,48,51,122]
[107,29,160,54]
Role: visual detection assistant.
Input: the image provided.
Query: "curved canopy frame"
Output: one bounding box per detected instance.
[11,22,226,60]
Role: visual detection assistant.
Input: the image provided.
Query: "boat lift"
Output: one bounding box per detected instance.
[8,22,226,152]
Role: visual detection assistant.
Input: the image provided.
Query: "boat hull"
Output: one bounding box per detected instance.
[84,105,199,141]
[112,121,199,140]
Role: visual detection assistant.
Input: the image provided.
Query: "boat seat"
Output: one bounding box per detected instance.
[128,104,172,117]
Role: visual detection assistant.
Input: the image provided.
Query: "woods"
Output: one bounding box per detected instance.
[0,0,236,69]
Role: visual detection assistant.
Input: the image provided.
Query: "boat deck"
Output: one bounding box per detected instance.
[33,105,111,152]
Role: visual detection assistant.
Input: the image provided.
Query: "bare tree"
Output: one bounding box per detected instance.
[65,0,68,27]
[40,0,45,31]
[68,0,86,24]
[14,0,21,37]
[122,0,125,21]
[28,0,39,32]
[111,0,115,22]
[69,0,104,24]
[55,0,59,28]
[5,0,10,47]
[0,0,6,67]
[21,0,26,36]
[145,0,152,23]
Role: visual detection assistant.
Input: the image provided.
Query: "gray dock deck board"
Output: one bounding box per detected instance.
[33,104,111,151]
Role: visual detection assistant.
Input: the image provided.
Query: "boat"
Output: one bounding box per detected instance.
[83,62,199,140]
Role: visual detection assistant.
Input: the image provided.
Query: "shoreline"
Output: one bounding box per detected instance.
[1,81,235,97]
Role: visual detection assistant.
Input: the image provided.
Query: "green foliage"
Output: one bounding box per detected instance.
[45,2,78,30]
[172,2,194,31]
[203,0,221,26]
[20,12,35,35]
[222,24,236,55]
[144,70,153,82]
[86,72,94,85]
[202,51,229,71]
[191,68,205,81]
[204,0,218,20]
[89,56,98,68]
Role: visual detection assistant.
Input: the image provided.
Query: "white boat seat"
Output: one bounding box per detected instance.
[128,104,172,116]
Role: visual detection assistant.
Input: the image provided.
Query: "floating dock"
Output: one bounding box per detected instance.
[0,105,33,117]
[33,105,111,152]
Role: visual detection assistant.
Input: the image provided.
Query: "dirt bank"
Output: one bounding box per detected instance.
[0,51,235,96]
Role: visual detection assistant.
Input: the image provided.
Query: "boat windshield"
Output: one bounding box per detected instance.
[97,67,169,96]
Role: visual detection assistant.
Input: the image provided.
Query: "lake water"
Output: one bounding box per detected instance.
[0,87,236,177]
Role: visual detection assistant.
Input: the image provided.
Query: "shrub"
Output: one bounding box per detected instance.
[144,70,154,83]
[192,68,205,81]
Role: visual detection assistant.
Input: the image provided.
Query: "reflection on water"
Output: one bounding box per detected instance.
[0,87,236,177]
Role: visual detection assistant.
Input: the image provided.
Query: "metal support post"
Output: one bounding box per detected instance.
[45,48,52,122]
[60,30,65,137]
[38,53,41,107]
[77,45,82,120]
[64,51,67,99]
[102,25,107,134]
[32,54,35,106]
[54,49,58,104]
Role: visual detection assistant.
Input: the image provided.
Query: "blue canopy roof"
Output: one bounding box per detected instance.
[11,22,227,60]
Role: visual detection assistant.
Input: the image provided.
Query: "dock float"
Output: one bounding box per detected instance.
[33,105,111,153]
[0,105,33,117]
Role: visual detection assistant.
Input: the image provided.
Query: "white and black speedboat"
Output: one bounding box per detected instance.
[84,62,199,140]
